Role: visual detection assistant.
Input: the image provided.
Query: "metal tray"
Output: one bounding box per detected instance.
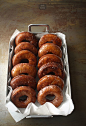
[6,24,73,121]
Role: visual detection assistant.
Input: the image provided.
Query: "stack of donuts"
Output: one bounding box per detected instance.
[37,34,64,107]
[10,32,38,108]
[10,32,65,108]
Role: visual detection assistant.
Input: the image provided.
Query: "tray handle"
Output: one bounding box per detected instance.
[28,24,50,34]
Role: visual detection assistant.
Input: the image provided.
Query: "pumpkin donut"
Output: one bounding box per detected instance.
[14,42,38,55]
[15,32,38,47]
[38,43,62,58]
[38,62,64,79]
[11,86,36,108]
[37,85,63,107]
[11,63,37,78]
[38,54,63,68]
[10,75,37,89]
[37,75,64,91]
[39,34,62,48]
[12,50,37,66]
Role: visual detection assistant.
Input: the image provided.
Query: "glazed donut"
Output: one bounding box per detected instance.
[12,50,37,66]
[38,43,62,58]
[38,62,64,79]
[11,86,36,108]
[10,75,37,89]
[37,75,64,91]
[37,85,63,107]
[15,32,38,47]
[14,42,38,55]
[39,34,62,48]
[11,63,37,78]
[38,54,63,68]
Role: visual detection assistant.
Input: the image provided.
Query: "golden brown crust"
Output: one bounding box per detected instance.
[38,43,62,58]
[37,75,64,91]
[38,62,64,79]
[14,42,38,55]
[11,86,36,108]
[39,34,62,48]
[38,54,63,68]
[37,85,63,107]
[15,32,38,47]
[10,75,37,89]
[11,63,37,78]
[12,50,37,67]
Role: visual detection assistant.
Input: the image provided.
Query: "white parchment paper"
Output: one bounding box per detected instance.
[6,29,74,122]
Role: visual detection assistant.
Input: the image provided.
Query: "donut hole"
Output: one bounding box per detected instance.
[48,72,55,75]
[19,95,28,102]
[20,73,28,75]
[46,41,52,43]
[21,40,30,42]
[46,94,55,101]
[47,52,53,54]
[20,59,29,63]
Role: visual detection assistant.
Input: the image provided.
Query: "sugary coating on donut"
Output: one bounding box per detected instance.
[12,50,37,66]
[37,75,64,91]
[10,75,37,89]
[11,63,37,78]
[37,85,63,107]
[38,43,62,58]
[15,32,38,47]
[11,86,36,108]
[14,42,38,55]
[39,34,62,48]
[38,62,64,79]
[38,54,63,68]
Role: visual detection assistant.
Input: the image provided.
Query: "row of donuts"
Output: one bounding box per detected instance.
[9,32,65,108]
[37,34,64,107]
[10,32,38,108]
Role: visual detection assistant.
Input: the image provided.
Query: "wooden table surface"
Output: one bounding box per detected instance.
[0,0,86,125]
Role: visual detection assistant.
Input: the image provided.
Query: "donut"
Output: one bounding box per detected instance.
[10,75,37,89]
[14,42,38,55]
[11,86,36,108]
[12,50,37,67]
[15,32,38,47]
[37,75,64,91]
[11,63,37,78]
[38,54,63,68]
[38,62,64,79]
[37,85,63,107]
[38,43,62,58]
[39,34,62,48]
